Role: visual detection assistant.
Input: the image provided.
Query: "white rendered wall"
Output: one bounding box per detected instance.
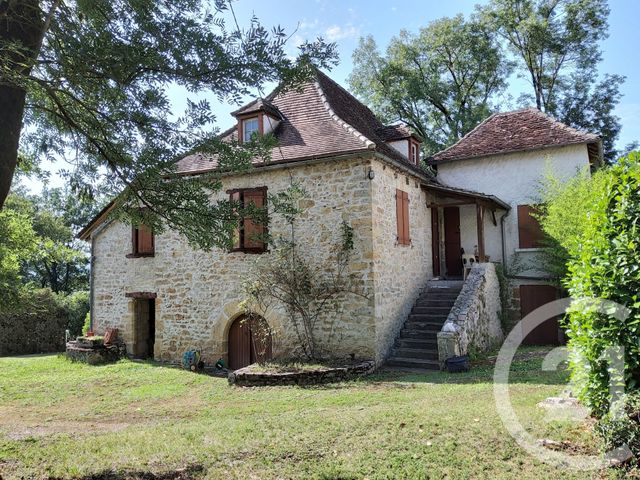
[437,144,591,276]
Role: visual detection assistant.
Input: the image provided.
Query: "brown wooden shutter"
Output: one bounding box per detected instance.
[402,191,410,245]
[518,205,544,248]
[136,225,154,254]
[396,189,404,244]
[230,191,242,250]
[243,189,266,251]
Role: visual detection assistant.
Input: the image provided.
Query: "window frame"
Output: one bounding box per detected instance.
[517,204,544,249]
[409,138,420,165]
[396,188,411,246]
[228,186,268,253]
[240,116,261,143]
[128,224,155,258]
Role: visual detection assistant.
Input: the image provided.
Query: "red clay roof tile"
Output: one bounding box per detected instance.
[431,108,599,163]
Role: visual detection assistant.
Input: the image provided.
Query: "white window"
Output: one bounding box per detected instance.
[411,142,418,164]
[242,117,260,142]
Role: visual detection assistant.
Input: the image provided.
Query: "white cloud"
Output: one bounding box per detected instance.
[325,24,360,42]
[299,18,319,31]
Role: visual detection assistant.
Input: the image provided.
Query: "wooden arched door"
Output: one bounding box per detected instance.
[228,314,272,370]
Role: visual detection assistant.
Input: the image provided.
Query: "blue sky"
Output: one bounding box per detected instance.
[25,0,640,191]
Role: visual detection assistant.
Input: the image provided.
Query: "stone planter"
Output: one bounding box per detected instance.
[228,360,376,387]
[65,340,126,365]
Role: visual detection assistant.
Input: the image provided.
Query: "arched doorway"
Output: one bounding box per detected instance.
[228,314,272,370]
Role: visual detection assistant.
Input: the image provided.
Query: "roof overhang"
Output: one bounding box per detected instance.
[422,182,510,211]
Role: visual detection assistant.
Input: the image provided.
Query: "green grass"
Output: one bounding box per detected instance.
[0,351,616,479]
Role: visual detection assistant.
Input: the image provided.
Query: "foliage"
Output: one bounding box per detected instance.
[349,14,510,154]
[480,0,623,163]
[558,153,640,416]
[0,193,38,301]
[242,184,367,360]
[59,290,90,336]
[536,164,609,283]
[0,186,95,296]
[0,288,67,354]
[82,311,91,335]
[596,392,640,466]
[1,0,337,251]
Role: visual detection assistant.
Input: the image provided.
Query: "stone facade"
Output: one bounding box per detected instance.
[370,161,433,360]
[437,263,503,364]
[91,155,434,365]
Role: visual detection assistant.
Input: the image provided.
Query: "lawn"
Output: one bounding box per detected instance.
[0,351,616,479]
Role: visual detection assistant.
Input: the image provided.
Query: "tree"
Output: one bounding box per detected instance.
[349,15,511,154]
[1,0,336,247]
[482,0,624,163]
[2,186,94,293]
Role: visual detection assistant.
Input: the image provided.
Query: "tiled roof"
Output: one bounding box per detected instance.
[231,98,283,119]
[431,108,600,164]
[176,70,412,174]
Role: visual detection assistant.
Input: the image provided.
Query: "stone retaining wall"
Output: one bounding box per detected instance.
[228,360,376,387]
[437,263,503,366]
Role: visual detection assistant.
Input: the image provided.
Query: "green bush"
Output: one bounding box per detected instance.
[59,290,90,336]
[0,288,90,354]
[82,312,91,335]
[596,393,640,462]
[561,154,640,416]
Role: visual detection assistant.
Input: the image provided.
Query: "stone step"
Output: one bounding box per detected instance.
[408,313,449,322]
[392,347,439,360]
[399,328,438,340]
[396,337,438,349]
[417,295,459,303]
[403,321,444,332]
[414,299,456,307]
[412,306,452,314]
[386,357,440,370]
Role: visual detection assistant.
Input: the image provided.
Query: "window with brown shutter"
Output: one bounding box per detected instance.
[229,187,268,253]
[517,204,544,248]
[131,224,154,257]
[396,189,410,245]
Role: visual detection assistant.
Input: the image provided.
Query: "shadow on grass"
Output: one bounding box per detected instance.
[49,465,205,480]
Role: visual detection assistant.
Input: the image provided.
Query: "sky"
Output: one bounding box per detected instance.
[23,0,640,192]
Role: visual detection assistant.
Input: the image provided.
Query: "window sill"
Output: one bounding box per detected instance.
[126,253,155,258]
[396,242,412,248]
[515,248,544,253]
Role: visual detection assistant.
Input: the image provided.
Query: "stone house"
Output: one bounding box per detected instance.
[79,70,601,369]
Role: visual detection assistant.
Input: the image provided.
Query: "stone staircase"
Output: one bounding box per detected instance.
[386,281,463,370]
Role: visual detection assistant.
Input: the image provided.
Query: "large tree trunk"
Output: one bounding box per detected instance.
[0,0,44,209]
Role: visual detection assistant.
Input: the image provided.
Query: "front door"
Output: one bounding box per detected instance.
[444,206,462,277]
[133,298,155,359]
[431,208,441,276]
[228,315,273,370]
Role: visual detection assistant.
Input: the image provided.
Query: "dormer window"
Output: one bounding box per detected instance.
[409,140,420,165]
[242,117,260,143]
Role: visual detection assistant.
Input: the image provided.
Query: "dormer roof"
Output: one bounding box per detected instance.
[176,69,418,174]
[377,124,422,142]
[231,98,283,119]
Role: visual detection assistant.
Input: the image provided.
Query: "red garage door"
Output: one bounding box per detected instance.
[520,285,563,345]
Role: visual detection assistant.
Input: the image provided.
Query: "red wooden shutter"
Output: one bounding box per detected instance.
[402,191,410,245]
[243,188,266,251]
[230,191,241,250]
[518,205,544,248]
[136,225,154,254]
[396,189,404,244]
